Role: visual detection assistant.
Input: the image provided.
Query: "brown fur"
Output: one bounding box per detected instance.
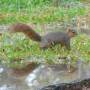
[9,23,77,50]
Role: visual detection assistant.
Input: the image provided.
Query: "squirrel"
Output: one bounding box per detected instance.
[9,23,77,50]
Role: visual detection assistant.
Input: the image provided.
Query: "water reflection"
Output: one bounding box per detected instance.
[0,62,90,90]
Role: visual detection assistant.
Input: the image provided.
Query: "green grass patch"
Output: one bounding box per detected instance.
[0,0,86,24]
[0,32,89,68]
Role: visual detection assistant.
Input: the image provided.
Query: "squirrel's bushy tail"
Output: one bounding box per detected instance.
[9,23,41,42]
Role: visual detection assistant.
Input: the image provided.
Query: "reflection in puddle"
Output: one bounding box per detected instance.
[0,62,90,90]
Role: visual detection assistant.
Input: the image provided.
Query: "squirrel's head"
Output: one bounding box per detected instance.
[66,27,77,38]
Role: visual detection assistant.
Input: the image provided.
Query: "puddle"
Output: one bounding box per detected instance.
[0,61,90,90]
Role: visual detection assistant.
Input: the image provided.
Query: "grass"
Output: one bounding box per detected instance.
[0,0,89,68]
[0,0,86,24]
[0,33,90,68]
